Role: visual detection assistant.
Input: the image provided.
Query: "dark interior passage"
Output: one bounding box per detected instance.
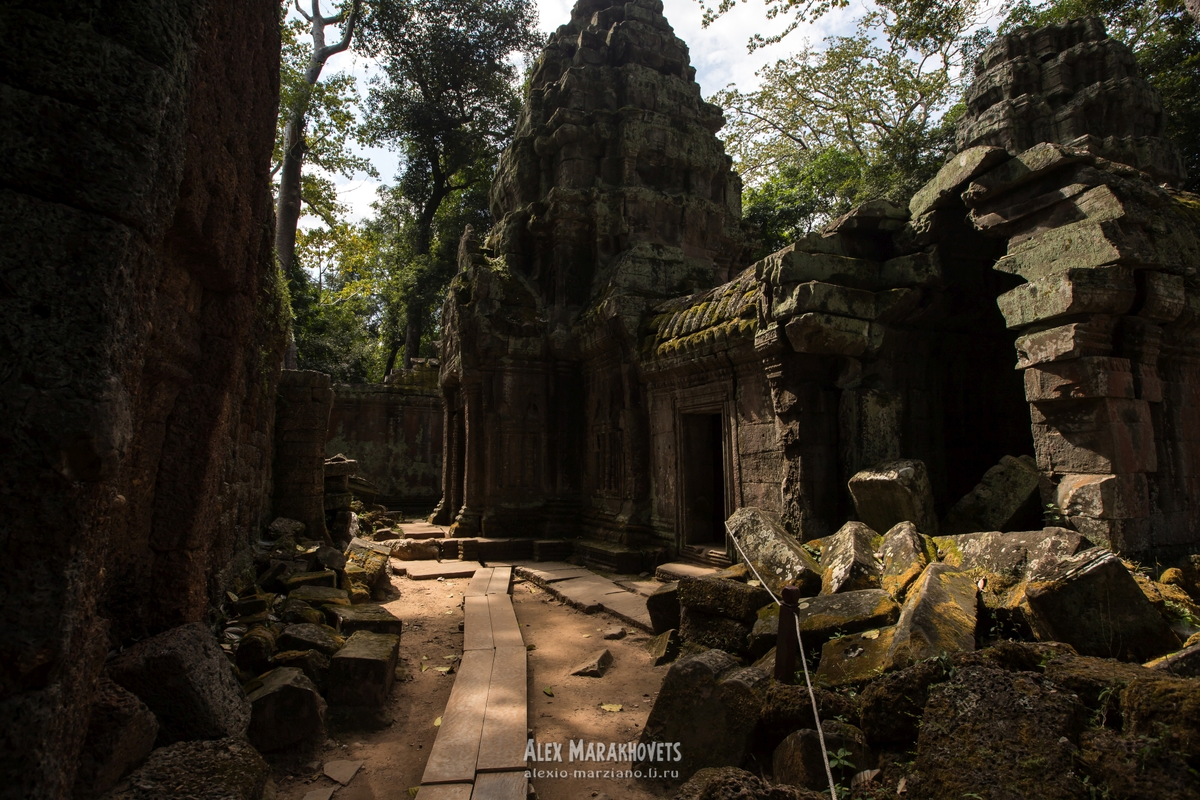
[681,412,726,545]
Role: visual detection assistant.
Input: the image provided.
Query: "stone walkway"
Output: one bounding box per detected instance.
[512,562,654,632]
[419,566,528,800]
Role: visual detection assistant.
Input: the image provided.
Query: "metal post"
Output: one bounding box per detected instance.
[774,585,800,683]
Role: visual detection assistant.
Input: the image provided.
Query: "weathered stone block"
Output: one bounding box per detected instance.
[323,454,358,476]
[324,604,403,636]
[773,721,874,790]
[106,623,250,745]
[267,518,306,540]
[275,623,344,656]
[963,142,1091,206]
[105,738,273,800]
[1023,356,1134,402]
[755,247,880,291]
[784,312,881,357]
[1145,642,1200,678]
[886,563,977,667]
[847,459,938,537]
[245,667,326,752]
[327,631,400,707]
[646,581,681,634]
[73,677,158,799]
[389,538,439,560]
[770,280,875,321]
[937,527,1093,587]
[644,629,681,666]
[878,249,942,288]
[345,537,391,589]
[997,265,1136,328]
[1014,316,1113,368]
[288,585,350,606]
[818,521,883,595]
[814,626,896,687]
[234,626,275,678]
[1031,418,1156,474]
[270,649,330,691]
[1024,548,1180,661]
[996,219,1154,281]
[1055,472,1148,519]
[879,521,933,600]
[570,648,613,677]
[909,145,1009,217]
[282,570,338,591]
[1122,677,1200,761]
[750,589,900,656]
[679,607,752,653]
[941,455,1041,535]
[677,576,772,624]
[857,658,947,745]
[1135,270,1185,322]
[1066,515,1151,552]
[725,507,822,596]
[635,650,768,785]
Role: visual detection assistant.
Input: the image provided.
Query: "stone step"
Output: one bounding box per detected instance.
[573,539,656,574]
[402,561,485,580]
[655,561,719,582]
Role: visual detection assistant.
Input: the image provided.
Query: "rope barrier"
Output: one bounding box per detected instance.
[725,522,838,800]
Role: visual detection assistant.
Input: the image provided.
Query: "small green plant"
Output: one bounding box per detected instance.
[1038,648,1058,671]
[1044,502,1067,526]
[829,747,855,770]
[1091,685,1117,728]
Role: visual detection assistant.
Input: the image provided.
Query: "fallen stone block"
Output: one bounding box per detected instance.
[390,538,440,561]
[275,623,345,656]
[997,265,1136,328]
[818,521,882,595]
[570,648,613,677]
[634,650,768,786]
[1014,317,1114,368]
[814,626,896,687]
[914,666,1085,800]
[281,597,326,625]
[1024,356,1135,402]
[1075,727,1196,800]
[756,246,882,291]
[725,507,822,596]
[941,455,1041,535]
[909,145,1009,217]
[879,521,933,601]
[1042,650,1159,714]
[679,607,752,654]
[328,631,400,707]
[848,459,938,537]
[315,546,346,571]
[1054,472,1149,520]
[270,649,330,692]
[1122,676,1200,761]
[106,622,250,745]
[887,563,977,668]
[602,627,627,640]
[245,667,327,752]
[678,576,772,625]
[857,658,948,745]
[758,682,859,754]
[674,767,815,800]
[996,219,1155,282]
[345,537,391,590]
[288,585,350,607]
[324,603,403,636]
[73,677,158,799]
[1024,548,1180,661]
[1145,643,1200,678]
[646,581,680,634]
[773,720,874,791]
[105,737,272,800]
[750,589,900,657]
[645,629,681,666]
[282,570,338,591]
[234,626,276,678]
[330,510,359,544]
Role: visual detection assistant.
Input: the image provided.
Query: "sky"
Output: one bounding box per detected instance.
[306,0,866,225]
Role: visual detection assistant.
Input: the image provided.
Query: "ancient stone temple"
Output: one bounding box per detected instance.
[438,7,1200,563]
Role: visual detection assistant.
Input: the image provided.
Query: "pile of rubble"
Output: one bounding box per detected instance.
[639,458,1200,799]
[73,515,405,799]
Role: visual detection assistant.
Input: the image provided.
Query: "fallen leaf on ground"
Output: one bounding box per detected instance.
[443,654,459,660]
[543,687,554,697]
[435,666,452,673]
[408,788,420,798]
[600,703,622,712]
[433,716,442,727]
[526,644,537,651]
[582,634,591,638]
[420,664,429,672]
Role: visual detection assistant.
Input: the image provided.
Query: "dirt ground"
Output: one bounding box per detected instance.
[269,570,672,800]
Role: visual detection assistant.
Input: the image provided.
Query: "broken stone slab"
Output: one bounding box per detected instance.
[879,521,934,601]
[821,198,910,236]
[634,650,769,786]
[314,546,346,571]
[941,455,1042,535]
[282,598,326,626]
[814,627,896,688]
[327,631,400,707]
[73,677,159,799]
[725,507,822,596]
[997,265,1136,328]
[878,248,942,288]
[323,759,363,786]
[818,521,883,595]
[341,565,374,603]
[1042,650,1158,712]
[324,454,358,477]
[645,629,681,666]
[773,720,874,791]
[105,737,273,800]
[275,623,345,656]
[847,459,938,538]
[1014,317,1114,368]
[602,627,627,640]
[677,576,772,624]
[1122,676,1200,762]
[856,658,947,745]
[245,667,327,752]
[288,585,350,607]
[784,312,882,357]
[271,649,330,692]
[267,517,306,540]
[1023,356,1135,402]
[679,608,752,654]
[750,589,900,656]
[757,681,859,753]
[771,280,876,322]
[324,603,403,636]
[282,570,339,591]
[909,145,1009,218]
[1054,473,1149,520]
[755,246,882,291]
[234,626,276,678]
[914,666,1085,800]
[1024,548,1181,661]
[996,219,1155,282]
[106,622,250,745]
[389,538,440,560]
[345,537,391,590]
[646,581,680,634]
[886,563,978,668]
[935,528,1094,599]
[571,648,613,677]
[962,142,1093,207]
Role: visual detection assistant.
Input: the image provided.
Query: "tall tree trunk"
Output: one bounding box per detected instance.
[274,0,360,278]
[383,340,400,379]
[402,311,422,370]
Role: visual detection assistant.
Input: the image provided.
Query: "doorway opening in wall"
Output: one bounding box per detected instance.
[680,412,728,556]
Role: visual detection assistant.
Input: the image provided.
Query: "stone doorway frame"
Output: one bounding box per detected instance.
[674,392,739,558]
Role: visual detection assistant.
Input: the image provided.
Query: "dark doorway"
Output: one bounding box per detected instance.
[681,413,727,545]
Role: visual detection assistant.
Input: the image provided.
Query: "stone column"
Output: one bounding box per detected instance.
[430,391,455,524]
[452,382,484,536]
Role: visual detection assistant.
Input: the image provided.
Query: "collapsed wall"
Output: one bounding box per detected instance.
[0,1,285,796]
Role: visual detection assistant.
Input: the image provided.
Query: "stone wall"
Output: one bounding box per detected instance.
[274,370,334,540]
[326,365,444,511]
[0,1,284,796]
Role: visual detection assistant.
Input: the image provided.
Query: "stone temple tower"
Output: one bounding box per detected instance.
[435,0,748,539]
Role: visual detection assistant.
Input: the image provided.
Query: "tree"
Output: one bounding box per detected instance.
[999,0,1199,191]
[358,0,541,373]
[275,0,364,287]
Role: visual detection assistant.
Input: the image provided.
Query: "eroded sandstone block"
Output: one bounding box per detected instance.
[646,581,681,635]
[677,575,772,624]
[73,677,158,799]
[106,738,273,800]
[886,563,978,667]
[324,604,403,637]
[818,521,883,595]
[750,589,900,656]
[941,454,1041,535]
[879,521,933,600]
[327,631,400,707]
[245,667,326,752]
[847,459,938,537]
[725,507,822,596]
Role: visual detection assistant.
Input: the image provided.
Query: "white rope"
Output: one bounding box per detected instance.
[725,523,839,800]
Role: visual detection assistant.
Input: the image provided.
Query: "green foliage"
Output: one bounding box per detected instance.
[997,0,1199,190]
